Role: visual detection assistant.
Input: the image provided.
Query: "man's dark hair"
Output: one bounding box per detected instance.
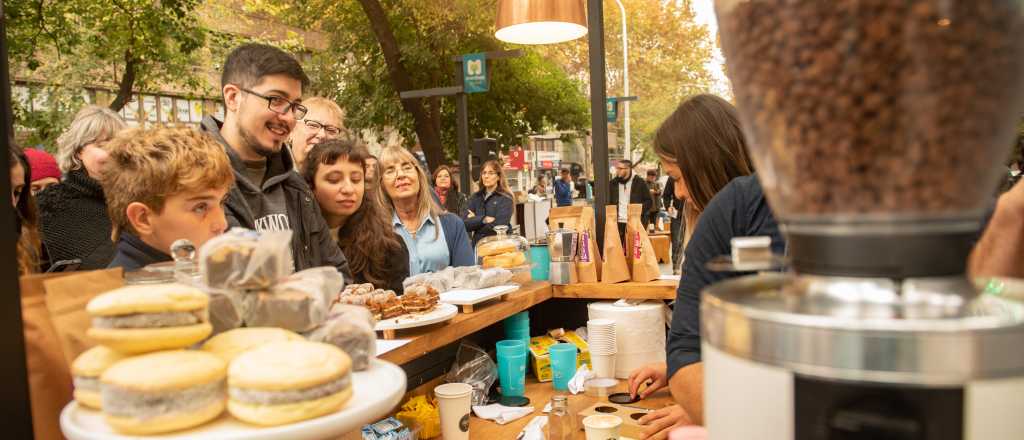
[618,159,632,167]
[221,43,310,92]
[646,169,658,177]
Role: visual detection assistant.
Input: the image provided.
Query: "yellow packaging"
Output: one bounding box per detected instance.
[528,331,591,382]
[395,395,441,438]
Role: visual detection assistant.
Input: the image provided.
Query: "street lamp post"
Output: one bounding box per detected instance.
[613,0,631,162]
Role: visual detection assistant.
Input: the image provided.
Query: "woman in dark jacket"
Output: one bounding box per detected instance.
[37,105,127,270]
[303,139,409,293]
[463,160,515,245]
[433,165,468,217]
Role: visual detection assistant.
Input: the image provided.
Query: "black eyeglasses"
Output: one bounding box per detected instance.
[240,87,308,119]
[303,119,343,136]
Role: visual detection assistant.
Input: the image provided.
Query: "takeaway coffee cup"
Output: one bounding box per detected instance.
[435,383,473,440]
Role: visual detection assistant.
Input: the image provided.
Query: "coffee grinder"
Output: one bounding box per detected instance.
[703,1,1024,439]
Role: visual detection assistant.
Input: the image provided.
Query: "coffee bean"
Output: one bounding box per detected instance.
[718,0,1024,216]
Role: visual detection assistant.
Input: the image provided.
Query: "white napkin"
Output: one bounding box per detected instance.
[472,403,535,425]
[568,364,594,394]
[517,415,549,440]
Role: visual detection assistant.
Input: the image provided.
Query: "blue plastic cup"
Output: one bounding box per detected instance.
[549,343,578,391]
[496,343,527,397]
[530,245,550,280]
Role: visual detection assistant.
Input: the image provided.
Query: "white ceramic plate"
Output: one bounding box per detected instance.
[374,302,459,331]
[61,358,406,440]
[439,285,519,306]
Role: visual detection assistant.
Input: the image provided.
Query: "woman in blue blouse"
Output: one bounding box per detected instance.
[379,146,474,275]
[463,160,515,245]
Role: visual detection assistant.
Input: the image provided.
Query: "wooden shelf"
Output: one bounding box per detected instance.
[552,279,677,300]
[379,281,553,365]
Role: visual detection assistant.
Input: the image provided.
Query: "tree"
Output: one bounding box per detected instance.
[245,0,590,171]
[6,0,209,146]
[539,0,717,161]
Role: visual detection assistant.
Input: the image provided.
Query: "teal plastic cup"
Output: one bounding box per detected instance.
[530,245,550,280]
[549,343,578,391]
[496,339,527,357]
[496,341,528,397]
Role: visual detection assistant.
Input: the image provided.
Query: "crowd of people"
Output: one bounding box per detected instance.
[10,41,1022,439]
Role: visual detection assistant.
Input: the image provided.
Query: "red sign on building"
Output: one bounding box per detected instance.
[507,147,525,170]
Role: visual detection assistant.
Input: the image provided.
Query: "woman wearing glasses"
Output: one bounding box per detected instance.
[379,146,474,275]
[463,160,515,245]
[288,97,346,170]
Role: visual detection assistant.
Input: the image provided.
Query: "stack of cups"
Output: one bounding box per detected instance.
[495,340,528,397]
[503,312,531,355]
[587,319,617,378]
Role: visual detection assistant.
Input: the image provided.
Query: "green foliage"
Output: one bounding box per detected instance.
[540,0,718,161]
[248,0,590,163]
[6,0,210,147]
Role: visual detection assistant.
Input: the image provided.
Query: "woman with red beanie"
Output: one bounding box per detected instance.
[22,148,61,195]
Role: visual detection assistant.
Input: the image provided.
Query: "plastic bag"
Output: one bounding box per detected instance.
[206,288,244,336]
[283,266,346,307]
[396,395,441,439]
[445,340,497,406]
[199,228,294,290]
[305,303,377,371]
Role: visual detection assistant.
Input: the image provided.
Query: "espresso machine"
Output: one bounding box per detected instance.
[703,1,1024,439]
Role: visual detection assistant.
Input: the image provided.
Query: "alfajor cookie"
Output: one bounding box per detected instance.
[200,327,304,363]
[100,350,226,435]
[228,341,353,426]
[71,346,130,409]
[86,283,212,354]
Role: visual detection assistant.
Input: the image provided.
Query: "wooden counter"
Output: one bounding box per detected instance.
[552,279,678,300]
[379,281,553,365]
[470,378,676,439]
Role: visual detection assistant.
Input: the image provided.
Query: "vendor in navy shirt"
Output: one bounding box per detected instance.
[464,160,515,245]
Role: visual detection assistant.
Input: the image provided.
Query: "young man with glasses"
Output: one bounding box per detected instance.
[200,42,352,281]
[288,96,346,171]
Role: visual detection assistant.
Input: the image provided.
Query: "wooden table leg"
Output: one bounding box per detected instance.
[382,329,396,340]
[462,304,474,314]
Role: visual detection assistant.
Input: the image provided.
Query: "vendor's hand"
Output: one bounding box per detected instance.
[638,404,692,440]
[467,210,476,218]
[628,362,668,399]
[484,216,495,224]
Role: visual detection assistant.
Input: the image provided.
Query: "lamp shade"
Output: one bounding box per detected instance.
[495,0,588,45]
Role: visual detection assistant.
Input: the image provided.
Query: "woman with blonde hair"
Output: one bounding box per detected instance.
[379,146,474,275]
[463,160,515,245]
[37,105,127,270]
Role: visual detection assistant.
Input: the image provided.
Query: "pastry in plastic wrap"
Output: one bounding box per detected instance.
[477,267,514,289]
[240,289,326,333]
[283,267,346,307]
[402,271,450,293]
[199,229,293,290]
[207,289,243,336]
[305,304,377,371]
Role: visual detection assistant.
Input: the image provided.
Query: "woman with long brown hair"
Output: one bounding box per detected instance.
[432,165,467,216]
[302,139,409,292]
[625,94,756,437]
[11,146,42,274]
[463,160,515,245]
[654,94,754,250]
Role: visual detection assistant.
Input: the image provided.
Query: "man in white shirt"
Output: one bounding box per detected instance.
[608,159,653,249]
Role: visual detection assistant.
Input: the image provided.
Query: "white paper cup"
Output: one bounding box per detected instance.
[435,383,473,440]
[583,414,623,440]
[591,353,617,378]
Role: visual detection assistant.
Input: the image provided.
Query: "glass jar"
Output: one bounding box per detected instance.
[124,239,200,286]
[475,225,531,271]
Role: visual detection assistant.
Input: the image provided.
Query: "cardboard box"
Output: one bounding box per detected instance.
[528,331,591,382]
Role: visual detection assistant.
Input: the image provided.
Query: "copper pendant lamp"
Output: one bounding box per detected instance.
[495,0,588,45]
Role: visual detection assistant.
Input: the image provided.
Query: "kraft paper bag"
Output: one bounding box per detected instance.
[549,206,603,283]
[626,204,660,282]
[21,272,76,440]
[45,268,124,367]
[601,205,630,284]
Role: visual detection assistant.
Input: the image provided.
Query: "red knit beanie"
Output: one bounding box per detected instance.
[23,148,61,182]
